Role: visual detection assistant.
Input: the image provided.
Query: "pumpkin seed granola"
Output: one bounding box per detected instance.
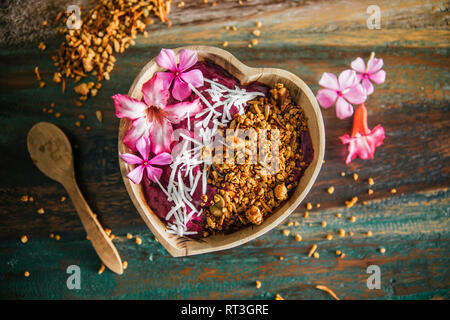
[204,83,310,233]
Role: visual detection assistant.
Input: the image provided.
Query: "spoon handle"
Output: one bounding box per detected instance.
[63,178,123,275]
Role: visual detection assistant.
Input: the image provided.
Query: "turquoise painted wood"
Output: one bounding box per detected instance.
[1,189,449,300]
[0,0,449,299]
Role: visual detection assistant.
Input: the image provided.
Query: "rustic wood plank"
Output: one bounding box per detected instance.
[0,44,448,237]
[1,188,448,299]
[0,0,449,299]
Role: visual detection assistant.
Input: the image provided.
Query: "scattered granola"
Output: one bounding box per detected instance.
[52,0,170,101]
[307,244,318,257]
[345,196,358,208]
[316,285,340,300]
[96,110,103,123]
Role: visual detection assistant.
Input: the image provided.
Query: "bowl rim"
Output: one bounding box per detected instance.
[118,45,325,257]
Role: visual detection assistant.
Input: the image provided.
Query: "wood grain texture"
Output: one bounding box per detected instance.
[0,0,449,299]
[1,188,449,299]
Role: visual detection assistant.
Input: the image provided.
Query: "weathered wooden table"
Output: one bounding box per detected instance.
[1,0,449,299]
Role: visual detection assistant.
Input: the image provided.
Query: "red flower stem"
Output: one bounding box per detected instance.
[351,103,371,137]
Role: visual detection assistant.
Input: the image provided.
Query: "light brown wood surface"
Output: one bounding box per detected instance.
[27,122,123,274]
[118,45,325,257]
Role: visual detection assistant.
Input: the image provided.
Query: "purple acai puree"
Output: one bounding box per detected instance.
[142,60,313,238]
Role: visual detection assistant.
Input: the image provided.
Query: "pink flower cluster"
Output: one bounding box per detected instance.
[316,52,386,164]
[113,48,204,184]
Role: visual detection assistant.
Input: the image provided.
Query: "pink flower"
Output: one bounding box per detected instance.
[351,53,386,95]
[339,103,385,164]
[120,136,173,184]
[156,48,204,101]
[113,73,203,154]
[316,70,367,119]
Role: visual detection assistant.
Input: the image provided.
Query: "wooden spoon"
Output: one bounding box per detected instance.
[27,122,123,275]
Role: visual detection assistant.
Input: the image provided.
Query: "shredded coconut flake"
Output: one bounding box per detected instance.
[154,78,264,237]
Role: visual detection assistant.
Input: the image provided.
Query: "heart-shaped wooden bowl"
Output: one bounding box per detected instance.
[118,45,325,257]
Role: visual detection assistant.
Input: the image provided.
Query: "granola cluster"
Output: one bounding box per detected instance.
[203,83,309,233]
[51,0,170,100]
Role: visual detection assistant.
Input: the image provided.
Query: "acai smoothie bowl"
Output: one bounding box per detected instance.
[116,46,325,257]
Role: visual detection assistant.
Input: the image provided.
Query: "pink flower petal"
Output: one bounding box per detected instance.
[178,49,198,72]
[340,125,385,164]
[316,88,338,108]
[113,94,147,119]
[369,70,386,84]
[356,73,363,82]
[361,78,374,95]
[146,166,163,183]
[338,69,358,90]
[367,57,383,74]
[368,124,386,148]
[339,134,357,164]
[155,71,175,90]
[149,118,173,154]
[148,152,173,165]
[335,97,354,119]
[120,153,143,165]
[171,77,191,101]
[179,69,204,88]
[136,136,150,161]
[343,83,366,104]
[142,74,170,108]
[156,48,177,72]
[318,72,339,91]
[127,165,145,184]
[351,57,366,73]
[123,117,150,151]
[164,98,202,124]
